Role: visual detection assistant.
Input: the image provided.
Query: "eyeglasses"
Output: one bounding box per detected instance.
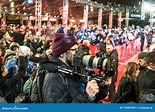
[70,48,78,51]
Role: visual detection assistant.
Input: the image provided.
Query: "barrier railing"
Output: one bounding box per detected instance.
[78,37,142,62]
[114,38,141,61]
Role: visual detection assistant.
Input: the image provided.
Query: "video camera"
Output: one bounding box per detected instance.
[71,49,115,77]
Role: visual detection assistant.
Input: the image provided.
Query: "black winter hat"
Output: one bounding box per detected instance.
[138,52,147,60]
[145,52,155,64]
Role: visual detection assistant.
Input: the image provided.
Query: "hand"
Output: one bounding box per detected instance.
[86,80,99,100]
[2,66,8,77]
[102,77,112,85]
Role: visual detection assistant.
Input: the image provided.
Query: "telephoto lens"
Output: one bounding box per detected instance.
[82,55,108,71]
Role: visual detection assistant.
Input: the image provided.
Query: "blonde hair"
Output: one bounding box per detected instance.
[121,62,139,82]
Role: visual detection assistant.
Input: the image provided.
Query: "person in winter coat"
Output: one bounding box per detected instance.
[78,40,91,55]
[139,31,145,51]
[24,34,39,54]
[5,46,34,77]
[105,41,118,102]
[146,31,153,51]
[138,52,155,94]
[99,36,107,54]
[0,48,26,103]
[12,25,25,45]
[42,33,100,103]
[114,62,139,103]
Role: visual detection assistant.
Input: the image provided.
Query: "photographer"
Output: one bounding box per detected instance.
[0,48,26,103]
[105,41,118,102]
[79,40,91,55]
[42,33,99,103]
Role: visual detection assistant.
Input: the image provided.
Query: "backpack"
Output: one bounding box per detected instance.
[29,61,68,103]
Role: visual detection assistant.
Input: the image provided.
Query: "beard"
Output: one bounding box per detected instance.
[65,52,73,67]
[66,58,72,67]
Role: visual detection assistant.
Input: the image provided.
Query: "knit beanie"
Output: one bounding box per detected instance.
[52,33,77,57]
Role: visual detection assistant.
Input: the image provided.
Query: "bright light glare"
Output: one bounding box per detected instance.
[144,2,153,11]
[69,19,75,22]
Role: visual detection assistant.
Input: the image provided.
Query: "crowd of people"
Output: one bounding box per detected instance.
[0,23,155,103]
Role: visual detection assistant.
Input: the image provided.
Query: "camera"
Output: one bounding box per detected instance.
[71,49,115,77]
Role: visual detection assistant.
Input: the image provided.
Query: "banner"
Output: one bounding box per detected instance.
[83,1,88,30]
[98,7,102,29]
[118,12,122,27]
[63,0,69,26]
[109,12,113,29]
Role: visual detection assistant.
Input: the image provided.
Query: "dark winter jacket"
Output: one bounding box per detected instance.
[114,79,138,103]
[138,68,155,94]
[42,57,95,103]
[0,56,26,103]
[138,64,147,72]
[99,41,106,53]
[24,39,39,54]
[79,45,90,55]
[106,50,118,82]
[140,32,145,43]
[13,32,25,45]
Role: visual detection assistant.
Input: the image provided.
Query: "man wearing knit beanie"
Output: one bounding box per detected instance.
[42,33,100,103]
[52,33,77,57]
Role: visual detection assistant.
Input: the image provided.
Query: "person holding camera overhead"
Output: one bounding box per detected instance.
[42,33,100,103]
